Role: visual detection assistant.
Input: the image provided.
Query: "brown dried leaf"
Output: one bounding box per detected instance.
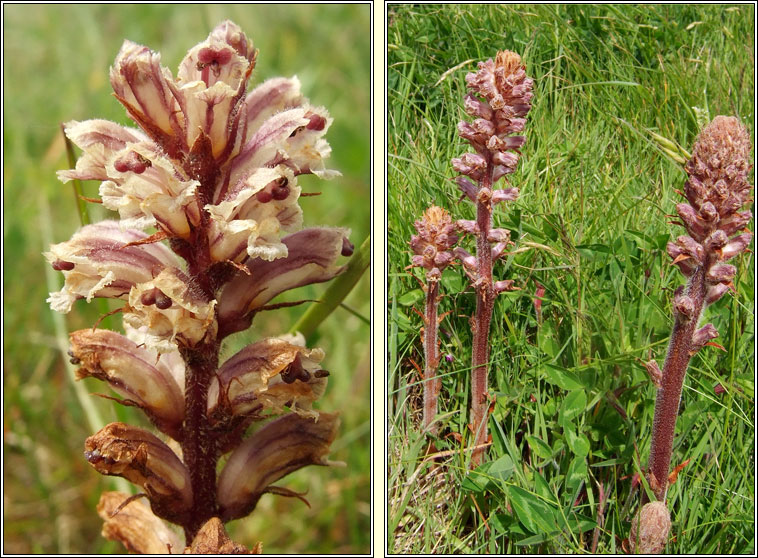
[184,517,260,554]
[97,491,183,554]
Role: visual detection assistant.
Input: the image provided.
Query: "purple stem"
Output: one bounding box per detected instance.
[422,279,441,433]
[471,156,495,467]
[645,266,706,503]
[180,342,221,541]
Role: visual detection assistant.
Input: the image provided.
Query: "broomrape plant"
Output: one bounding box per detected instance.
[46,21,354,553]
[632,116,753,553]
[409,206,458,434]
[407,51,532,466]
[451,50,533,467]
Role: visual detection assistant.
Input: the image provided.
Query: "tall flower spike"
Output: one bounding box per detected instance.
[643,117,752,530]
[48,20,350,551]
[452,51,532,467]
[410,206,458,434]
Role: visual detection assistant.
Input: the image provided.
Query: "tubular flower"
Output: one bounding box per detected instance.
[217,412,340,521]
[45,221,182,313]
[216,227,350,338]
[59,19,338,267]
[123,267,218,352]
[85,423,193,525]
[69,328,185,440]
[47,20,351,551]
[207,333,328,422]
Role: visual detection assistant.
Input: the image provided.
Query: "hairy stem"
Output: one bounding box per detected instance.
[646,267,706,502]
[471,162,494,467]
[422,278,441,433]
[180,341,220,541]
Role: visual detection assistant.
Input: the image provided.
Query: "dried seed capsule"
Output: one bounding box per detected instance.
[629,502,671,554]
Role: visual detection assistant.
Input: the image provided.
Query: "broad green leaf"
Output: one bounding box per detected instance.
[398,288,424,307]
[543,364,585,390]
[441,272,463,292]
[565,428,590,457]
[565,455,588,491]
[559,390,587,425]
[489,454,516,484]
[514,532,552,546]
[506,485,558,535]
[526,435,553,460]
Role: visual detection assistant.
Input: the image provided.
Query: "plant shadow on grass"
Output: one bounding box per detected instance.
[388,4,754,554]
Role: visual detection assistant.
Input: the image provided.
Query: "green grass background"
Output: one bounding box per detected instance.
[388,4,754,554]
[3,4,370,554]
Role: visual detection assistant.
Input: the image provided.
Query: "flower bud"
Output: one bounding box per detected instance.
[217,412,339,521]
[645,360,663,389]
[691,323,719,354]
[110,41,180,144]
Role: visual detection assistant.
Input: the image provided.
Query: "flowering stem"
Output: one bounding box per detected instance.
[645,267,706,503]
[471,162,495,467]
[422,278,441,433]
[180,342,220,540]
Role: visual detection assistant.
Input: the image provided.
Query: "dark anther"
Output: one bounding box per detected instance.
[52,259,75,271]
[67,349,81,365]
[256,189,273,203]
[313,369,330,378]
[131,152,152,174]
[113,159,130,173]
[306,113,327,131]
[114,152,152,174]
[280,354,308,383]
[197,47,232,66]
[154,290,173,310]
[140,288,159,306]
[341,237,355,257]
[289,125,305,137]
[271,184,290,201]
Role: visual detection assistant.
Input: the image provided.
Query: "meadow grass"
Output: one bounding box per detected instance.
[3,5,370,554]
[388,4,754,554]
